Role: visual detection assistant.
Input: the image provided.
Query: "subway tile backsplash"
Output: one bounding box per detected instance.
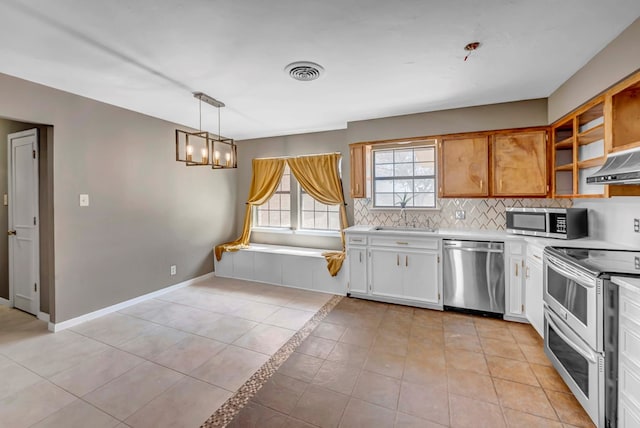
[353,198,573,230]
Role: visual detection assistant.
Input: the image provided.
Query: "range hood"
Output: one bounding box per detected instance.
[586,146,640,184]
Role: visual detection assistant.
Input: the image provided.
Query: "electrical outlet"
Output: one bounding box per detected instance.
[635,256,640,270]
[455,210,465,220]
[170,265,177,276]
[634,218,640,233]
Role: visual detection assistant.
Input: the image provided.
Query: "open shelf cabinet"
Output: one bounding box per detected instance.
[552,97,607,197]
[552,69,640,198]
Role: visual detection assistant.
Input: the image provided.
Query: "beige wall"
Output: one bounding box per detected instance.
[548,17,640,122]
[236,99,549,248]
[346,99,548,144]
[0,72,238,323]
[237,130,347,250]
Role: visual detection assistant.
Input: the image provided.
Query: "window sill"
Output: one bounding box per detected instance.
[252,227,341,238]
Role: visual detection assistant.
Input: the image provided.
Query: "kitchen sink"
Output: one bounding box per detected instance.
[373,226,438,233]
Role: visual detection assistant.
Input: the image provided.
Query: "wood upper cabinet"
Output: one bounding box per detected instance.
[439,136,489,197]
[349,144,366,198]
[492,130,548,197]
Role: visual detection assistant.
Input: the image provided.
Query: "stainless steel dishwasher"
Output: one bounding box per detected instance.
[443,240,505,315]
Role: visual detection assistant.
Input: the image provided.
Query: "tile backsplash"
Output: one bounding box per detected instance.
[353,198,573,230]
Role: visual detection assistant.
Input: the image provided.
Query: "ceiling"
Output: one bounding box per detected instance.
[1,0,639,140]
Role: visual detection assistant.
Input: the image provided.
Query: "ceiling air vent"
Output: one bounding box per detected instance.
[285,61,324,81]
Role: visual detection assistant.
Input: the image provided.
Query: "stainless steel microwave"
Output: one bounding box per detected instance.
[506,207,588,239]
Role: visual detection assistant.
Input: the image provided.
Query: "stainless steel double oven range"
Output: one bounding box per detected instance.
[544,247,640,428]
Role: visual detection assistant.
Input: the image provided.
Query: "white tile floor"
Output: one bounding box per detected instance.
[0,277,334,428]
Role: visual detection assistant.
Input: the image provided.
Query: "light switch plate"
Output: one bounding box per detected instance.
[79,194,89,207]
[3,194,7,206]
[170,265,177,276]
[455,210,465,220]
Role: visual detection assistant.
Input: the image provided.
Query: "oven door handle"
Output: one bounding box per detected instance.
[545,255,596,288]
[545,309,598,364]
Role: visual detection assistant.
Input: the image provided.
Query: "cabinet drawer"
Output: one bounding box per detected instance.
[370,236,439,250]
[526,243,544,263]
[347,235,368,246]
[621,288,640,327]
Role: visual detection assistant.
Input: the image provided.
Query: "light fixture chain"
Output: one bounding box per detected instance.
[199,97,202,131]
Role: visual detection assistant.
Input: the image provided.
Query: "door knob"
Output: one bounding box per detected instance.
[7,230,16,236]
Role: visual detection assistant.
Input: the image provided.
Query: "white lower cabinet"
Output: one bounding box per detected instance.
[347,234,442,310]
[403,251,440,305]
[504,241,526,321]
[370,248,402,298]
[619,284,640,428]
[525,243,544,337]
[347,247,368,294]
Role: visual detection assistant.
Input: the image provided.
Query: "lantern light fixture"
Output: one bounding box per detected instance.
[175,92,237,169]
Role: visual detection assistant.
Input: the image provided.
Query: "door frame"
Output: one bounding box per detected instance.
[8,128,40,315]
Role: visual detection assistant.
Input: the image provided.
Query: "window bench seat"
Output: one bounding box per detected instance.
[214,243,347,295]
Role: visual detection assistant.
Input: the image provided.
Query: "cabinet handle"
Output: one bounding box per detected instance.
[397,254,400,266]
[359,252,362,263]
[515,263,518,277]
[500,179,503,191]
[351,238,363,242]
[396,241,409,245]
[405,255,408,267]
[526,267,530,279]
[480,179,484,190]
[355,183,359,193]
[533,254,542,261]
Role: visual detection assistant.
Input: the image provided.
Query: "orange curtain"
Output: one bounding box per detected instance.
[214,158,286,261]
[287,153,349,276]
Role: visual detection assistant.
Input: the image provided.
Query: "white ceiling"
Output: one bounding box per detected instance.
[1,0,639,140]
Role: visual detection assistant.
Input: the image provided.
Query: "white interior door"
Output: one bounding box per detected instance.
[8,129,39,315]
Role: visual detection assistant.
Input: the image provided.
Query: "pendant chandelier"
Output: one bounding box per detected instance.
[175,92,237,169]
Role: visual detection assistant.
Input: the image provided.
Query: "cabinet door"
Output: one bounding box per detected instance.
[506,255,524,317]
[525,258,544,338]
[493,130,548,196]
[439,136,489,197]
[370,248,403,298]
[347,247,368,294]
[350,144,366,198]
[403,251,440,306]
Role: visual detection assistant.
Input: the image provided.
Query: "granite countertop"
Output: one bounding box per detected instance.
[612,276,640,293]
[345,225,634,250]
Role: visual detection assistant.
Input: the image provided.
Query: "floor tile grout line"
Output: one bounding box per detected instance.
[200,294,343,428]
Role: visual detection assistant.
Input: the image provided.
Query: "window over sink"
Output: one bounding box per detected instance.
[372,144,437,208]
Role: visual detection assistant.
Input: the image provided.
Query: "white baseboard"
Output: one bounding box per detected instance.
[48,272,214,332]
[38,312,50,323]
[0,297,10,306]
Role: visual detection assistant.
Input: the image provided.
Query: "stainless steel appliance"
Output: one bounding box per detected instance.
[543,247,640,428]
[587,146,640,184]
[506,207,588,239]
[443,240,505,315]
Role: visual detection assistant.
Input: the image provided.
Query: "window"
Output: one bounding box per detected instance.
[300,190,341,230]
[372,145,436,208]
[255,165,340,232]
[256,166,291,228]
